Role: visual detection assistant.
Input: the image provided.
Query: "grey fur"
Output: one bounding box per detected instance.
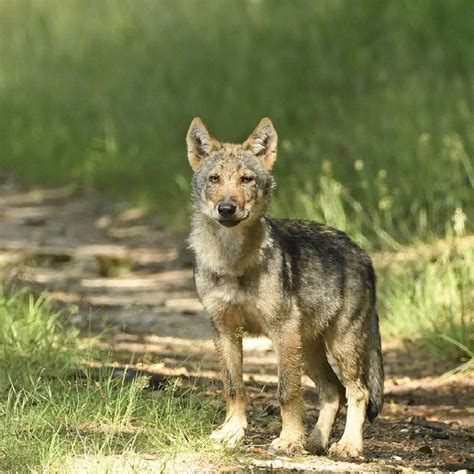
[187,117,384,457]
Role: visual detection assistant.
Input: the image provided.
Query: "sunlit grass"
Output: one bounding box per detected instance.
[0,291,221,472]
[379,246,473,360]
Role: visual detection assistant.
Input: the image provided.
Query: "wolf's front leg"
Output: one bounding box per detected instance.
[210,330,247,448]
[270,320,306,454]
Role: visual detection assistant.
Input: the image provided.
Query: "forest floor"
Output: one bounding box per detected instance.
[0,175,472,472]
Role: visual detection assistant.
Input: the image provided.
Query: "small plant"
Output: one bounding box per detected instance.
[0,290,82,389]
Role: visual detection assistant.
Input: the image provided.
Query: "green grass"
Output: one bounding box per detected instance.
[0,0,472,242]
[379,246,474,360]
[0,290,221,472]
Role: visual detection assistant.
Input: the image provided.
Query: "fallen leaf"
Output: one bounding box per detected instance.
[443,454,462,463]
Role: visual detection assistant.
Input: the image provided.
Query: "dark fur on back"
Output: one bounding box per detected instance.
[267,217,383,421]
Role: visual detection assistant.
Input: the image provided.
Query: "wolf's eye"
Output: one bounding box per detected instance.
[241,176,254,184]
[209,175,220,183]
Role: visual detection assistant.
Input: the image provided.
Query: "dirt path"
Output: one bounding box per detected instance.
[0,174,472,472]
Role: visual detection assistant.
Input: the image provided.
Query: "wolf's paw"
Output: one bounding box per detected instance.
[269,435,305,455]
[209,422,245,449]
[328,440,363,459]
[306,432,328,455]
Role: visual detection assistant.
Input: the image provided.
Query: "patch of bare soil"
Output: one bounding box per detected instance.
[0,174,472,472]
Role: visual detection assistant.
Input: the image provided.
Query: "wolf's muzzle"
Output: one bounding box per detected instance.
[218,202,237,218]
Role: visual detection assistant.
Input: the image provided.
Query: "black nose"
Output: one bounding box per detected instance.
[218,202,237,218]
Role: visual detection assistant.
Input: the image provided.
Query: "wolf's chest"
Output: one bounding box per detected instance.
[196,270,278,334]
[198,273,259,311]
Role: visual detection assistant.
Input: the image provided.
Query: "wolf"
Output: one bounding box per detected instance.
[186,117,384,458]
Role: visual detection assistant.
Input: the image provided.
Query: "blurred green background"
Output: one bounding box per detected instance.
[0,5,473,465]
[1,0,472,246]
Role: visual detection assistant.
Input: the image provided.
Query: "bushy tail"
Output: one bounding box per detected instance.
[364,310,384,422]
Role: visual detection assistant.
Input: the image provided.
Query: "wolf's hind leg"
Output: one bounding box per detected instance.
[303,338,344,454]
[326,315,370,458]
[210,330,247,448]
[329,381,368,458]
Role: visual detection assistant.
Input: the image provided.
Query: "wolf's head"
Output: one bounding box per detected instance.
[186,117,277,227]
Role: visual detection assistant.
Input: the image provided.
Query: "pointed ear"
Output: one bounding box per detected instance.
[186,117,220,172]
[243,117,278,171]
